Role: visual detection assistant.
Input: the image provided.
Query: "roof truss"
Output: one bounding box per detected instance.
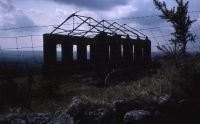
[50,13,147,39]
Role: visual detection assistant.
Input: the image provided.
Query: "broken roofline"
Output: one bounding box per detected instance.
[50,12,148,40]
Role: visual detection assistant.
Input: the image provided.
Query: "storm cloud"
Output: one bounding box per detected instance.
[122,0,200,26]
[0,0,15,13]
[121,0,164,26]
[51,0,131,10]
[0,0,36,32]
[1,0,200,34]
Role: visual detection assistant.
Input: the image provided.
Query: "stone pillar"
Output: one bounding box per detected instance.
[77,41,87,67]
[62,39,73,66]
[43,34,56,68]
[94,32,109,77]
[143,37,151,64]
[123,35,133,66]
[110,35,122,68]
[90,43,95,63]
[134,37,143,65]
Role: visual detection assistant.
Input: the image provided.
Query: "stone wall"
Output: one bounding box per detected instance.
[43,32,151,74]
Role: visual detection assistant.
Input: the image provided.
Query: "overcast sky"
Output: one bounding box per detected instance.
[0,0,200,51]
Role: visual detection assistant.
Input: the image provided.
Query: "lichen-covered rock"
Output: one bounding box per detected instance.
[158,94,171,105]
[48,110,73,124]
[113,100,142,122]
[67,97,84,119]
[123,110,151,124]
[155,94,177,119]
[26,113,51,124]
[11,118,26,124]
[76,106,113,124]
[5,113,26,122]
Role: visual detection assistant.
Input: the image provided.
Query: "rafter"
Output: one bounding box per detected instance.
[50,13,148,39]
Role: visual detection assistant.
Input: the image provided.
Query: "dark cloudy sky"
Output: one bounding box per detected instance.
[1,0,196,30]
[0,0,200,51]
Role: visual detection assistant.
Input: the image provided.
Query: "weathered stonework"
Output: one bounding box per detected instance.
[43,32,151,74]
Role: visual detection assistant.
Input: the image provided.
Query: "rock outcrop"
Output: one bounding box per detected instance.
[1,95,200,124]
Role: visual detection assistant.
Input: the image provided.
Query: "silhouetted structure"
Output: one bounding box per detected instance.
[43,13,151,75]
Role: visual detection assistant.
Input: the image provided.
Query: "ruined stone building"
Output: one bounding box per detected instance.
[43,13,151,74]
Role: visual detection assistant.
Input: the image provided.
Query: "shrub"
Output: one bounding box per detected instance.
[160,56,200,100]
[177,62,200,99]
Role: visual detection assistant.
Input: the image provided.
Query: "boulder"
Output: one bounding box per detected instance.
[26,113,51,124]
[67,97,85,119]
[76,106,113,124]
[66,97,113,124]
[48,110,73,124]
[155,94,176,114]
[158,94,171,105]
[11,118,26,124]
[113,100,142,122]
[123,110,151,124]
[3,113,26,123]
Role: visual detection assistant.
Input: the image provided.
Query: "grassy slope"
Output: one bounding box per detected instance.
[25,71,173,112]
[3,55,200,112]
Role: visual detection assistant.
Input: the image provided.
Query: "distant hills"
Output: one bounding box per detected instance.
[0,51,161,70]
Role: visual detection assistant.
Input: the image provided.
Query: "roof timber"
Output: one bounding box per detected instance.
[50,13,147,40]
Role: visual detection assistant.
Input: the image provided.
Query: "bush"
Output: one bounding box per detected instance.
[160,56,200,100]
[0,74,32,109]
[177,62,200,99]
